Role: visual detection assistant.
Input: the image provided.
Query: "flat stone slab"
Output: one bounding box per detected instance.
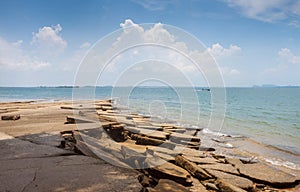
[205,169,254,190]
[147,161,192,186]
[199,163,239,175]
[189,177,208,192]
[215,179,247,192]
[228,158,298,187]
[0,133,71,160]
[182,156,219,164]
[17,132,63,147]
[0,132,142,192]
[151,179,189,192]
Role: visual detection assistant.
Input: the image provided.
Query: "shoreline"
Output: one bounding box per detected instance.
[1,99,299,170]
[0,100,299,191]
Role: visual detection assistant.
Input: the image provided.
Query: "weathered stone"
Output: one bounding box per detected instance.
[147,161,192,186]
[175,155,212,180]
[153,151,175,162]
[151,179,189,192]
[98,114,136,126]
[169,132,201,142]
[199,163,239,175]
[1,114,20,120]
[0,132,141,192]
[198,146,215,151]
[205,169,254,190]
[66,116,94,124]
[215,179,247,192]
[175,146,206,158]
[138,174,158,188]
[183,156,219,164]
[105,124,127,142]
[189,177,208,192]
[138,125,164,131]
[133,134,175,148]
[205,182,219,190]
[147,146,179,156]
[163,128,186,133]
[226,158,243,166]
[235,161,298,187]
[126,126,169,140]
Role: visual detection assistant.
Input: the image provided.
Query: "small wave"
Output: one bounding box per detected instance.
[202,128,246,139]
[265,144,300,156]
[202,128,229,137]
[264,158,300,170]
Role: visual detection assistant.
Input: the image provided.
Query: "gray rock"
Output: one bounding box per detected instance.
[0,134,142,192]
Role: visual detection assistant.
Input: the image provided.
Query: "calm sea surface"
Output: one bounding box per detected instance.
[1,87,299,168]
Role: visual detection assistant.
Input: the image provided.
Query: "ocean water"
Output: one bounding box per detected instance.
[0,86,299,169]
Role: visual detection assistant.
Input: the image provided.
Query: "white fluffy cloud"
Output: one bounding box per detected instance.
[278,48,300,64]
[0,37,49,70]
[224,0,300,23]
[31,24,67,56]
[262,48,300,84]
[207,43,241,58]
[90,19,241,87]
[0,24,68,71]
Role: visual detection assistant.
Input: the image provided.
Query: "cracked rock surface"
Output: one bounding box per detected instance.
[0,102,142,192]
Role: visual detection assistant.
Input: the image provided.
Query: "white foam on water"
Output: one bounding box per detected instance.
[264,158,300,170]
[202,128,229,137]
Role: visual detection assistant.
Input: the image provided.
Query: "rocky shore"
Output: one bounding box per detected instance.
[0,100,299,192]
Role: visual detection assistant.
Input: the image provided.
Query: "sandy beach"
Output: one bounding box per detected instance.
[0,100,299,192]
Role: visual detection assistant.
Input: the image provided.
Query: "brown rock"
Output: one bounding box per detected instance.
[147,161,192,186]
[151,179,189,192]
[189,177,209,192]
[183,156,219,164]
[235,161,298,187]
[175,155,212,180]
[1,114,20,120]
[138,174,158,188]
[205,182,219,190]
[215,179,247,192]
[133,135,175,148]
[169,132,201,142]
[198,163,239,175]
[105,124,127,142]
[126,126,169,140]
[205,169,253,190]
[175,147,206,158]
[65,116,94,124]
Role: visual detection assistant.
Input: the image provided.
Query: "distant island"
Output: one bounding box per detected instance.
[253,84,300,88]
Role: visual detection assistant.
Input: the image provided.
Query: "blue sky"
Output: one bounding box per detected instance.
[0,0,299,87]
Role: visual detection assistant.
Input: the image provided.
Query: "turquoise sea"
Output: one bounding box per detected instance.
[0,87,299,169]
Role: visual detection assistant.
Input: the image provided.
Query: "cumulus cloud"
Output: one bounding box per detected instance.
[207,43,241,58]
[31,24,67,55]
[0,37,49,70]
[262,48,300,84]
[0,24,69,71]
[278,48,300,64]
[88,19,240,87]
[224,0,300,23]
